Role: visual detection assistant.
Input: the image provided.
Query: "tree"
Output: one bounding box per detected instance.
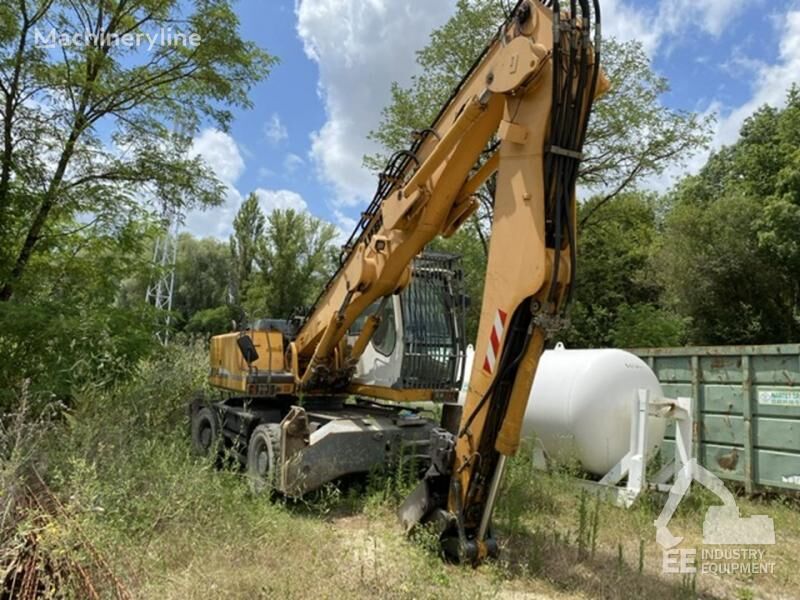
[564,192,685,348]
[657,87,800,344]
[246,209,338,320]
[117,232,240,338]
[0,0,275,301]
[185,305,237,337]
[657,192,792,344]
[366,0,710,228]
[172,234,231,327]
[0,215,159,408]
[230,192,265,307]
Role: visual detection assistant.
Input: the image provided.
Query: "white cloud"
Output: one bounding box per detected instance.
[649,0,750,44]
[333,208,356,233]
[601,0,751,59]
[183,128,245,238]
[190,128,245,184]
[332,207,357,244]
[713,5,800,147]
[284,152,305,173]
[254,188,309,214]
[264,113,289,144]
[692,0,750,36]
[601,0,663,57]
[180,132,325,238]
[639,2,800,194]
[296,0,456,207]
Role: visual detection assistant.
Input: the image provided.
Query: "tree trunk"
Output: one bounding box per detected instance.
[0,111,88,301]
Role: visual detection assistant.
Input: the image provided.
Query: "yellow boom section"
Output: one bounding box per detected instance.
[294,1,604,393]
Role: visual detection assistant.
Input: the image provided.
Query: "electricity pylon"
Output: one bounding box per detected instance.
[146,208,182,345]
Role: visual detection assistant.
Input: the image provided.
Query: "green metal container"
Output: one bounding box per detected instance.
[632,345,800,495]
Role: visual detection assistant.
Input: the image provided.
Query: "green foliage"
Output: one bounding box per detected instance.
[565,192,685,348]
[0,219,160,410]
[0,0,274,410]
[3,345,476,597]
[658,87,800,344]
[29,345,339,597]
[119,233,237,338]
[246,209,338,320]
[119,204,341,339]
[5,349,799,597]
[610,304,687,349]
[48,344,211,535]
[0,0,275,301]
[230,192,266,307]
[658,192,793,344]
[184,305,238,338]
[172,234,233,326]
[578,39,710,224]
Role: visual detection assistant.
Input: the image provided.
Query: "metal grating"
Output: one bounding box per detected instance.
[398,253,466,390]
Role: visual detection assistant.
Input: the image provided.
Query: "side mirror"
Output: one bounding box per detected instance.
[237,334,259,364]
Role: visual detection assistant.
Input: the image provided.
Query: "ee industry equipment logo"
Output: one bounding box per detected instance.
[655,459,776,576]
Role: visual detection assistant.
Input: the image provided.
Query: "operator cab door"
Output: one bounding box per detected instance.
[349,296,404,388]
[349,254,466,391]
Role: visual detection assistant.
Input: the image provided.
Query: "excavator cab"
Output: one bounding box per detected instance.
[350,253,467,393]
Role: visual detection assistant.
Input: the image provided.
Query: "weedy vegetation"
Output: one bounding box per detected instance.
[1,345,798,599]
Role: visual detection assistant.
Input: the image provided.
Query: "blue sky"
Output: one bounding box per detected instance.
[183,0,800,239]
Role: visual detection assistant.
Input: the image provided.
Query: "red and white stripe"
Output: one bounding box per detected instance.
[483,309,508,375]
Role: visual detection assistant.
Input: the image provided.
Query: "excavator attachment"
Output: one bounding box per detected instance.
[398,0,605,563]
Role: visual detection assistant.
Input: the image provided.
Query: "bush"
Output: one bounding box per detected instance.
[611,304,688,348]
[0,298,159,412]
[184,305,238,338]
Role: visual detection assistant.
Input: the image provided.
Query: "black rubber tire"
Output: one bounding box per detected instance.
[247,424,281,495]
[191,406,221,458]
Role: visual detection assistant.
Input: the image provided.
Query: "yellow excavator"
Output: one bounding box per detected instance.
[191,0,607,563]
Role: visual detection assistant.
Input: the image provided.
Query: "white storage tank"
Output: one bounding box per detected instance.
[522,344,667,476]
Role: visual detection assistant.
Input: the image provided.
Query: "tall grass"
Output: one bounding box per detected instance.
[2,344,797,598]
[1,344,484,598]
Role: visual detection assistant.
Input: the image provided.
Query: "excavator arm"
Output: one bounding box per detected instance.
[298,0,605,562]
[378,0,604,562]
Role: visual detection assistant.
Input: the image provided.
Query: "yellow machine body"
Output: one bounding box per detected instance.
[209,329,294,397]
